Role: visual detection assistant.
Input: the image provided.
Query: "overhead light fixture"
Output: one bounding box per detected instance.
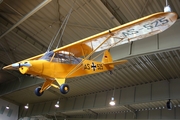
[24,103,29,109]
[167,99,173,110]
[164,0,171,12]
[109,87,115,106]
[6,105,9,110]
[109,97,115,106]
[55,101,59,108]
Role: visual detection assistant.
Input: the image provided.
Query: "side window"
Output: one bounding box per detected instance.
[51,53,70,63]
[51,52,82,64]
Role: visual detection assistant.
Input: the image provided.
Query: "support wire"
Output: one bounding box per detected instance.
[56,0,76,48]
[47,15,69,52]
[47,0,76,51]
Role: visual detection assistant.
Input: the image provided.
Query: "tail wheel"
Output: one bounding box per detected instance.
[35,87,44,96]
[60,84,70,94]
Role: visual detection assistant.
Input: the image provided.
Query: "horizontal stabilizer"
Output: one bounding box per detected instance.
[103,60,128,66]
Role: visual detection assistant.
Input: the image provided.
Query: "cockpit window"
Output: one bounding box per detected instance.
[39,51,81,64]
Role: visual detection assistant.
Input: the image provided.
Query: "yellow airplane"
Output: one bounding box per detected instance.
[3,12,177,96]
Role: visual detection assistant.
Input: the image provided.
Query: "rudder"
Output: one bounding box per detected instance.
[101,50,127,68]
[101,50,114,68]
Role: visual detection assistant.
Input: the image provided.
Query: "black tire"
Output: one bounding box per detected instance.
[60,84,70,94]
[34,87,44,96]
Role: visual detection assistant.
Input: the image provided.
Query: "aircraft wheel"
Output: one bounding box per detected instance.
[60,84,70,94]
[34,87,44,96]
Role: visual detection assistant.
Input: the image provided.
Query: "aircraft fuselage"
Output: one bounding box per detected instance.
[19,59,113,80]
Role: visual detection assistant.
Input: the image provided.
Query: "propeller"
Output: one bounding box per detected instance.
[11,62,31,68]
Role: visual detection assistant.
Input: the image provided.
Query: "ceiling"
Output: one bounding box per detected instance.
[0,0,180,119]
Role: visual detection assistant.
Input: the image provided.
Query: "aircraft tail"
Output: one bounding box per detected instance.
[101,50,127,68]
[101,50,113,64]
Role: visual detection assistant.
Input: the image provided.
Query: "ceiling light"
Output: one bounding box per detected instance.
[24,103,29,109]
[164,5,171,12]
[109,97,115,106]
[109,87,116,106]
[6,105,9,110]
[55,101,59,108]
[164,0,171,12]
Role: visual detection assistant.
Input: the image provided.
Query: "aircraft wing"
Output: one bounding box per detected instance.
[3,12,177,70]
[54,12,177,56]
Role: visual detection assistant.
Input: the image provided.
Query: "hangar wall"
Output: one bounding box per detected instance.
[0,98,19,120]
[19,78,180,119]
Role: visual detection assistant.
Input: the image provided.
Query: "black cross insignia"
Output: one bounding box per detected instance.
[91,62,96,71]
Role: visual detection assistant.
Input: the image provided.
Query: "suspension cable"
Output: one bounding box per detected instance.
[56,1,75,49]
[47,15,69,52]
[165,0,168,6]
[47,0,76,51]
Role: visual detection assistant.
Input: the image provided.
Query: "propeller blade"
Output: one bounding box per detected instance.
[11,62,31,68]
[11,63,20,68]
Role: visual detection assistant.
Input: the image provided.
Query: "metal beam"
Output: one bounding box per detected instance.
[0,11,107,31]
[139,0,149,17]
[0,0,52,39]
[83,109,98,116]
[0,22,45,53]
[101,0,127,24]
[95,0,120,26]
[124,105,136,118]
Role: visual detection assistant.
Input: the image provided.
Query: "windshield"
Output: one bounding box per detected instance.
[39,51,81,64]
[39,51,54,61]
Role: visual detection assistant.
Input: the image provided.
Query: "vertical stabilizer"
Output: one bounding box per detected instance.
[101,50,128,67]
[102,50,114,68]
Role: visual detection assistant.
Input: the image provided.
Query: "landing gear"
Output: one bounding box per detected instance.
[35,87,44,96]
[60,84,70,94]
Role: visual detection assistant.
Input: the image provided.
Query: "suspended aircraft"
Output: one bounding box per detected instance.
[3,11,177,96]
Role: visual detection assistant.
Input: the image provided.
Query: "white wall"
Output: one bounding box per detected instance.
[0,98,19,120]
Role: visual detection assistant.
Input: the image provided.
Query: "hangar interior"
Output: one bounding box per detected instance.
[0,0,180,120]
